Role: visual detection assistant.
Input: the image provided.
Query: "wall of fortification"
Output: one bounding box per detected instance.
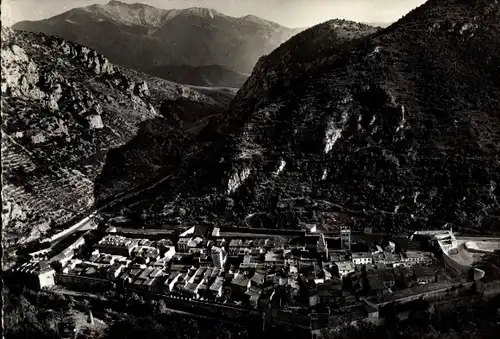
[441,248,470,275]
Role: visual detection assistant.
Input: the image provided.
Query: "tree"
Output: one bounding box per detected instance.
[156,299,168,315]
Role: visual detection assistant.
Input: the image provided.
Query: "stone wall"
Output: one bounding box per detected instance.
[159,295,260,321]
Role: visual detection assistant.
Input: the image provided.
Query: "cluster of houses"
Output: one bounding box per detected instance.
[10,225,461,312]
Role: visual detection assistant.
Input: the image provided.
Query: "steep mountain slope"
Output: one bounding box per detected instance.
[0,27,220,247]
[236,19,380,116]
[13,1,302,76]
[126,0,500,233]
[147,64,249,88]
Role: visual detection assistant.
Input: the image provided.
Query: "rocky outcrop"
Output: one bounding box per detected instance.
[131,0,500,233]
[59,40,115,75]
[134,81,150,98]
[1,30,222,248]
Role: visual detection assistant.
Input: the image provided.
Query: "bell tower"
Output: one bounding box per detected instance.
[340,226,351,251]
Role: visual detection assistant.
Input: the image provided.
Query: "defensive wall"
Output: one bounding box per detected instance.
[415,230,486,279]
[367,281,474,308]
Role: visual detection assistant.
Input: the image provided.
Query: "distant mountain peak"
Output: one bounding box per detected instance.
[180,7,221,18]
[156,0,499,231]
[102,0,162,11]
[240,14,280,27]
[241,14,265,20]
[12,2,302,74]
[106,0,128,5]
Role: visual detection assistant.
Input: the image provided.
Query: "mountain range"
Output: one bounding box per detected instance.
[12,1,302,86]
[110,0,500,234]
[3,0,500,250]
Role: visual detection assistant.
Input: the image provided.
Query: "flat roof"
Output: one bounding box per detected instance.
[209,277,224,291]
[185,283,198,292]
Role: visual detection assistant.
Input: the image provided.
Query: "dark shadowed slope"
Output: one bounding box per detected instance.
[0,27,221,246]
[147,64,249,88]
[12,1,302,76]
[119,0,500,233]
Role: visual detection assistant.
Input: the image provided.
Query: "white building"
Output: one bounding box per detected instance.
[165,272,182,293]
[211,246,227,269]
[335,261,355,277]
[212,227,221,237]
[163,246,176,260]
[14,261,56,290]
[37,267,56,289]
[385,241,396,253]
[403,251,433,265]
[352,252,372,266]
[177,237,191,253]
[187,237,204,254]
[209,276,224,298]
[305,224,317,233]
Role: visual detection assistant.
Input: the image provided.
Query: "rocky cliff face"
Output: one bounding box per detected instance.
[13,1,302,76]
[127,0,500,233]
[1,27,220,246]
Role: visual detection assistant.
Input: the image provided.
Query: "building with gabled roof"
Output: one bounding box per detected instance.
[208,276,224,299]
[94,235,138,256]
[317,280,341,305]
[385,253,403,267]
[383,272,395,288]
[211,246,227,269]
[298,274,318,307]
[414,265,436,284]
[12,260,56,290]
[250,271,265,287]
[334,261,355,277]
[164,272,182,293]
[231,273,251,300]
[229,239,244,256]
[177,237,191,253]
[367,275,386,296]
[265,252,285,266]
[245,286,262,308]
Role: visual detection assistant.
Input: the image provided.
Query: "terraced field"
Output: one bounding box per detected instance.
[1,27,224,248]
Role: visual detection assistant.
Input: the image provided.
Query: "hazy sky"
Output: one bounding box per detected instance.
[2,0,427,28]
